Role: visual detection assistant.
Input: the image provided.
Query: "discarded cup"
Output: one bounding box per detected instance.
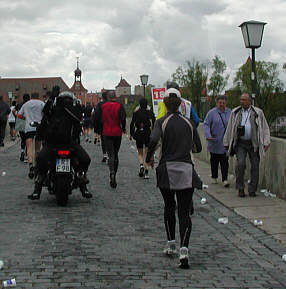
[0,260,3,270]
[1,171,6,177]
[253,219,263,226]
[218,217,228,224]
[202,184,208,189]
[3,279,16,287]
[200,198,207,205]
[282,254,286,262]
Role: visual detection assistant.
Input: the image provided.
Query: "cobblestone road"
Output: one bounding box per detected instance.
[0,136,286,288]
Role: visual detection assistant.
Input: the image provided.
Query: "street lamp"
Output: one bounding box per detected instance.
[239,20,267,106]
[140,74,149,98]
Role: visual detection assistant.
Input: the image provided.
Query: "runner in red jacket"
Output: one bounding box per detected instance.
[94,90,126,188]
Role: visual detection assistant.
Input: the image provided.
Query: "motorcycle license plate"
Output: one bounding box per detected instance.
[56,159,71,172]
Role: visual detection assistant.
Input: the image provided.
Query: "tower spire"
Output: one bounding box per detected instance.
[76,57,79,69]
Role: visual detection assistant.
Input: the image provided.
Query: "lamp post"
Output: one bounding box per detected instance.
[239,20,267,106]
[140,74,149,98]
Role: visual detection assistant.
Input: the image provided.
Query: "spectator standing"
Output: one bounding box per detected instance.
[94,90,126,188]
[0,95,11,147]
[146,88,202,269]
[223,93,270,197]
[17,92,45,179]
[203,95,231,187]
[130,98,155,179]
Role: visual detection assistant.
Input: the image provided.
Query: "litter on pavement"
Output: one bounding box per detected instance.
[253,219,263,226]
[218,217,228,224]
[200,198,207,204]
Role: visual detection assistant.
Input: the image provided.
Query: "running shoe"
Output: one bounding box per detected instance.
[28,166,35,179]
[144,169,149,179]
[179,247,189,269]
[163,240,177,256]
[102,156,108,163]
[138,165,144,177]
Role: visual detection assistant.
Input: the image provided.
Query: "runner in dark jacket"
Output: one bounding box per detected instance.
[146,88,202,269]
[130,98,155,179]
[94,90,126,188]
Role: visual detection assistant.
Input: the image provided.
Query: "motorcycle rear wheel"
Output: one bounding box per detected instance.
[55,175,71,206]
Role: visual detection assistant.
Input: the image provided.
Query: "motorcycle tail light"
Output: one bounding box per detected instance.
[57,150,70,156]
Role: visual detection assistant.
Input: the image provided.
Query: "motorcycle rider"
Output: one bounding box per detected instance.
[27,87,92,200]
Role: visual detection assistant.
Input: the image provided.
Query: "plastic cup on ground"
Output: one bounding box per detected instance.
[282,254,286,262]
[218,217,228,224]
[200,198,207,205]
[202,184,208,189]
[253,219,263,226]
[3,279,16,287]
[2,171,6,177]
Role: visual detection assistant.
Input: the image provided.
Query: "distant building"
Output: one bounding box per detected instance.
[115,76,131,98]
[86,92,100,107]
[0,77,69,103]
[70,59,88,105]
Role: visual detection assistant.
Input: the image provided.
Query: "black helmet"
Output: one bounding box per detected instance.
[56,91,75,107]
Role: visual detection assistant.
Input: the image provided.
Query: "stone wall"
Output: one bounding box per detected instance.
[196,124,286,200]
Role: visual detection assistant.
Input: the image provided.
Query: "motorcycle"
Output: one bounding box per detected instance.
[31,122,82,206]
[46,146,76,206]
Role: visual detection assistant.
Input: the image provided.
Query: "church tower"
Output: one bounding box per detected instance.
[70,57,88,105]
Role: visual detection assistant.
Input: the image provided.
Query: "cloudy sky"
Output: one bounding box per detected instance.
[1,0,286,92]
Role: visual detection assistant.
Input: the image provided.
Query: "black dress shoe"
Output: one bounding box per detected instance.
[249,192,257,197]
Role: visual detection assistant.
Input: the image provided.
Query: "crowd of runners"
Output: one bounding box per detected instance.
[0,81,271,269]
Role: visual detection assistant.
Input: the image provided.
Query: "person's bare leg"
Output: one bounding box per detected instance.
[138,148,145,177]
[143,146,149,179]
[26,138,33,164]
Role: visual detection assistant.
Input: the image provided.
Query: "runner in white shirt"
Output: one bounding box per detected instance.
[8,101,17,141]
[18,93,45,179]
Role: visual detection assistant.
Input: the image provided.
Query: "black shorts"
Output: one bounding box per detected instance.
[83,118,93,129]
[25,131,41,141]
[135,135,150,149]
[9,122,15,129]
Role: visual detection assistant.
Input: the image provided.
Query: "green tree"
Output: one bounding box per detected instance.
[208,55,229,107]
[234,60,284,124]
[172,60,208,118]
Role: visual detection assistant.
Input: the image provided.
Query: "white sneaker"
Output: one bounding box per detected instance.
[223,180,230,188]
[179,247,189,269]
[163,240,176,256]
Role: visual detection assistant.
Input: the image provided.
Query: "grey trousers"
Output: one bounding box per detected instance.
[235,139,260,193]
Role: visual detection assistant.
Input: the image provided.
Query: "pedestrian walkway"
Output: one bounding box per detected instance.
[0,135,286,288]
[194,156,286,245]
